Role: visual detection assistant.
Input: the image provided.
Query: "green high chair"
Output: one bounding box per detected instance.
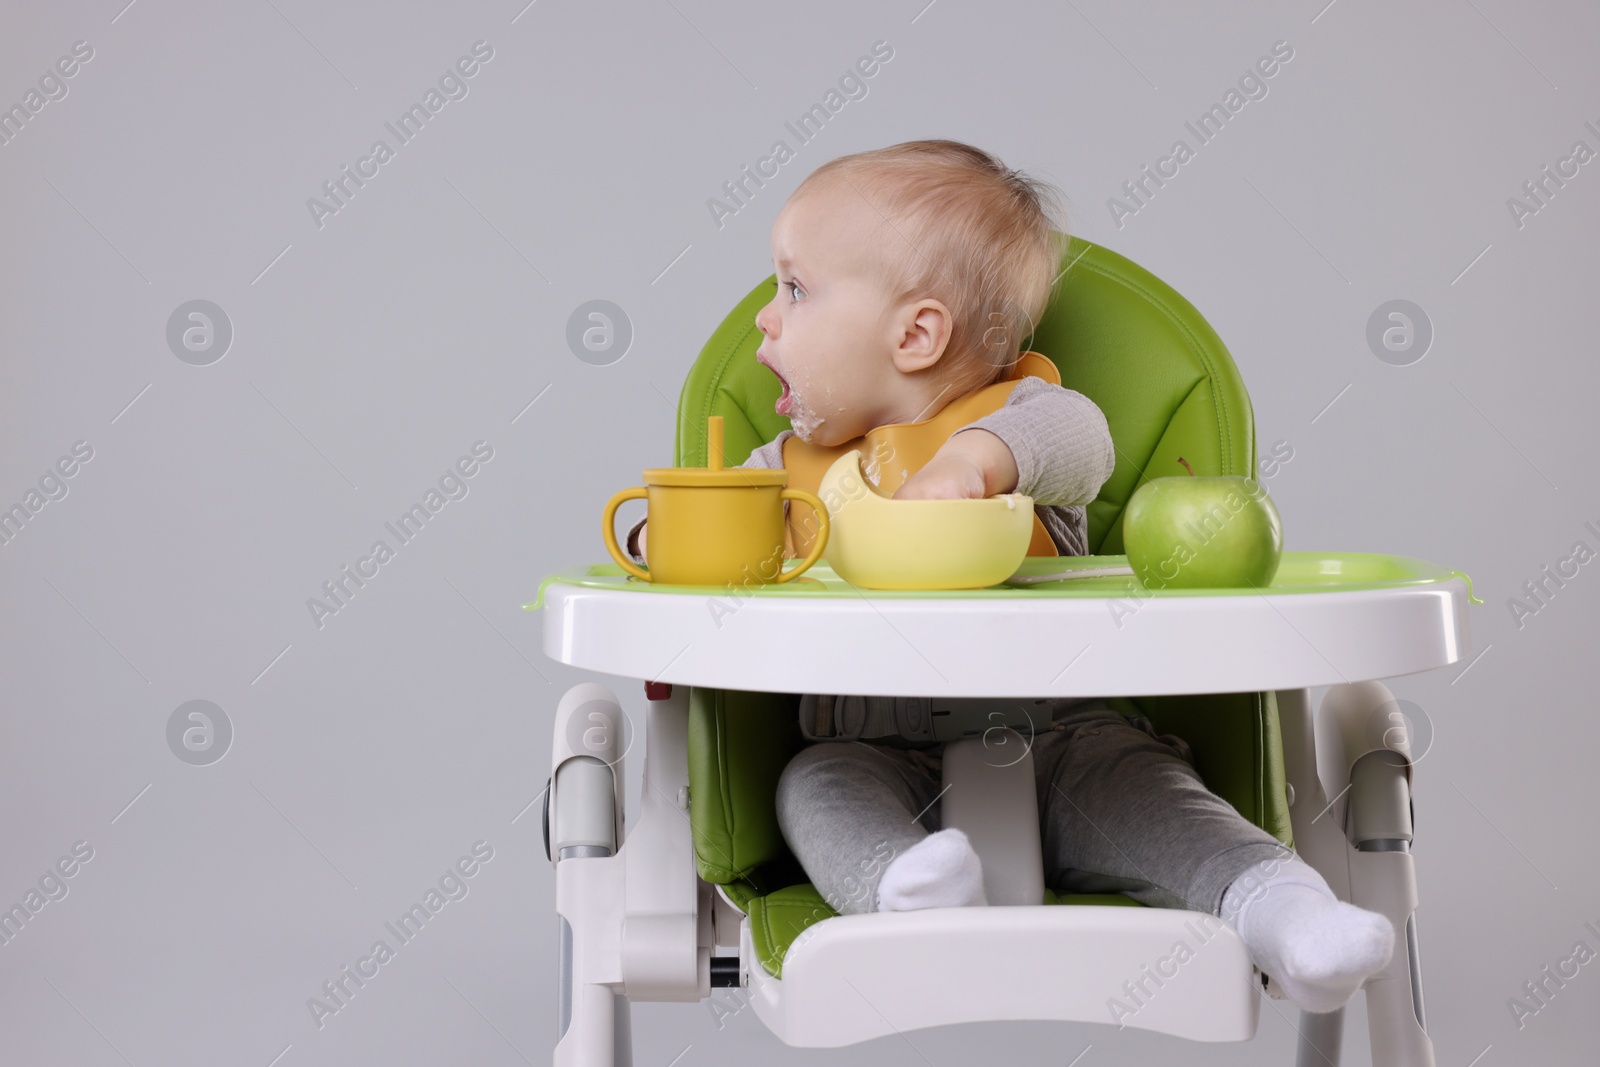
[535,236,1461,1067]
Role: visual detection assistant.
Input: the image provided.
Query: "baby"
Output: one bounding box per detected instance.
[632,140,1393,1015]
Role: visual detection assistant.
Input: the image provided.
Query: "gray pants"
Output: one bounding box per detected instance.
[775,702,1292,916]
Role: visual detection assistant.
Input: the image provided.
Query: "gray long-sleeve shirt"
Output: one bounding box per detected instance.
[627,375,1116,561]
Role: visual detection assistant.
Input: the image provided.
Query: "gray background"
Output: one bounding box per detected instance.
[1,0,1595,1064]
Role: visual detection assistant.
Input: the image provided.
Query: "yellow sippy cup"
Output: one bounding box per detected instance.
[601,416,830,585]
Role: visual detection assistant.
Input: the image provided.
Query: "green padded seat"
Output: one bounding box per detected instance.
[675,237,1294,980]
[691,688,1292,979]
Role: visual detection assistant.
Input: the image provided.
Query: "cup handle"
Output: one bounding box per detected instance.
[774,488,830,583]
[601,487,652,581]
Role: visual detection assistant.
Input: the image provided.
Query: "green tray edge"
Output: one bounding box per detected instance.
[526,552,1481,610]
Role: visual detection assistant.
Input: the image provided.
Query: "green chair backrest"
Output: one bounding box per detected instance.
[674,236,1259,553]
[676,237,1291,897]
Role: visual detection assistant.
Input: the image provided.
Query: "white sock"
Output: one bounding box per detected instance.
[1220,856,1396,1014]
[876,828,988,912]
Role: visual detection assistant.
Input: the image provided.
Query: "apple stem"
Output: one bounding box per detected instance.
[1176,456,1195,476]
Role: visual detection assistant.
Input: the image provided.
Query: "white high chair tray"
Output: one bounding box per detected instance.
[529,552,1479,698]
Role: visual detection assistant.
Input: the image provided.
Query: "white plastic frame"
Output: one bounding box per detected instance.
[545,575,1464,1066]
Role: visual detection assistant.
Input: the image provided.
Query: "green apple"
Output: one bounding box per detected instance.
[1123,457,1283,589]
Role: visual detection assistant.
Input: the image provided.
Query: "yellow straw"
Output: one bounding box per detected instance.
[708,415,724,470]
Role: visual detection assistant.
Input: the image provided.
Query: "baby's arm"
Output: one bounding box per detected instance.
[897,376,1116,505]
[624,431,793,564]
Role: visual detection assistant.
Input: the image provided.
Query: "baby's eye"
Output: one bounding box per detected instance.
[784,281,804,303]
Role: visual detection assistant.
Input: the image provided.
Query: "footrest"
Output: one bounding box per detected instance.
[741,905,1260,1046]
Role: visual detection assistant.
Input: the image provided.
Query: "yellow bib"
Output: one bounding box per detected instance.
[779,351,1062,560]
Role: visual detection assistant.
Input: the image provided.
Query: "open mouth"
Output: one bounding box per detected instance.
[757,352,794,415]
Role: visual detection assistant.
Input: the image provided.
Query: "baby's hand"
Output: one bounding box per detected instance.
[894,451,987,500]
[893,429,1019,500]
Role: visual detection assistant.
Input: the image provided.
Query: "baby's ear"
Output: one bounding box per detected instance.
[892,299,952,373]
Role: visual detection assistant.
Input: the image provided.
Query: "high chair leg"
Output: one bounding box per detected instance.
[551,684,632,1066]
[1279,683,1436,1067]
[550,682,708,1065]
[1295,1005,1344,1067]
[1346,761,1431,1067]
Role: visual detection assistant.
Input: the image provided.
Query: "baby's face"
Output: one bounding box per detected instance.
[754,182,919,446]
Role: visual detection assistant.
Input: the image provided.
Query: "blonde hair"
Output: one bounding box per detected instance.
[792,139,1069,398]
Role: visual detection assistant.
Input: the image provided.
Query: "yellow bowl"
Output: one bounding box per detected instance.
[817,450,1034,590]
